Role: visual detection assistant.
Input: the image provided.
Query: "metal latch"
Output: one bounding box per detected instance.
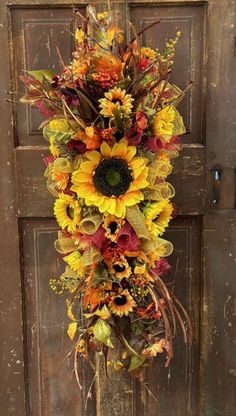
[211,168,235,209]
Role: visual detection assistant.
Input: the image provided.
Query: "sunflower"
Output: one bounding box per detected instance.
[54,194,81,232]
[71,139,149,218]
[109,289,136,317]
[111,255,132,280]
[152,105,186,142]
[103,215,124,241]
[99,87,133,118]
[143,200,173,237]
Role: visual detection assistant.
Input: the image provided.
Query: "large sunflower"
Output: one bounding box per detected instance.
[54,194,81,232]
[99,87,133,118]
[71,140,149,218]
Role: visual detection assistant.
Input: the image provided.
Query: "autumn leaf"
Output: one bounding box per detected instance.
[93,318,114,348]
[128,355,146,372]
[67,322,77,340]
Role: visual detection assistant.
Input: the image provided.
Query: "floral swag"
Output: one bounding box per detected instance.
[21,5,192,384]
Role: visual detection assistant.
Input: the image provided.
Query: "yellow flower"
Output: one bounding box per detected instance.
[97,11,109,21]
[109,289,136,317]
[99,87,133,118]
[77,339,86,353]
[75,28,86,43]
[73,59,88,77]
[107,26,124,45]
[111,255,132,280]
[153,106,186,142]
[49,118,70,132]
[63,251,83,274]
[144,200,173,237]
[49,137,60,157]
[71,139,149,218]
[54,194,81,232]
[141,47,156,60]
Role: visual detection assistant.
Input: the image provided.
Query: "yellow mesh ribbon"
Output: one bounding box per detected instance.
[82,247,102,267]
[141,237,173,257]
[79,214,102,235]
[52,157,74,173]
[147,159,172,185]
[126,205,151,240]
[145,182,175,201]
[54,237,77,254]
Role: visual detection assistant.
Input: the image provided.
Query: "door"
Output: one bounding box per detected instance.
[0,1,235,415]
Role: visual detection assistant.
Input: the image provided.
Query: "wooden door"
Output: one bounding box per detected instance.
[0,1,235,415]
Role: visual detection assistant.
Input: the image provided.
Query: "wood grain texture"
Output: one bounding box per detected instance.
[0,2,25,415]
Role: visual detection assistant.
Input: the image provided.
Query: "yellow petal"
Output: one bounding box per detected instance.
[122,191,143,206]
[126,146,137,161]
[107,198,116,215]
[115,199,125,218]
[86,151,101,164]
[100,141,112,158]
[72,171,91,183]
[130,157,147,171]
[111,142,128,158]
[80,161,95,174]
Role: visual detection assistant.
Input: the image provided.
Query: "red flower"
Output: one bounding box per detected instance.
[124,127,142,145]
[139,58,150,71]
[67,139,87,154]
[136,111,148,130]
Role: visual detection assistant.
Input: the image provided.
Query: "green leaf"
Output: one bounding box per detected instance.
[132,320,144,336]
[128,355,146,372]
[28,70,56,83]
[43,124,73,144]
[93,318,114,348]
[92,263,109,287]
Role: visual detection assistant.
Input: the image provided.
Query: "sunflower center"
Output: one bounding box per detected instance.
[66,206,74,219]
[114,295,127,306]
[114,264,126,273]
[111,98,123,105]
[109,222,118,234]
[93,158,132,197]
[106,169,121,186]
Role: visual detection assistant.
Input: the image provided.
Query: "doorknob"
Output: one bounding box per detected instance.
[211,168,235,209]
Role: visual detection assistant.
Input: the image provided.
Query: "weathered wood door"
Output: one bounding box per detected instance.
[0,1,235,415]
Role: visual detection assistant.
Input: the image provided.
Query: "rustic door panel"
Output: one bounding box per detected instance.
[21,219,96,416]
[12,7,83,146]
[130,3,206,144]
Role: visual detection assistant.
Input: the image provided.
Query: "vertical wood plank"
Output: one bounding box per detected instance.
[0,3,25,415]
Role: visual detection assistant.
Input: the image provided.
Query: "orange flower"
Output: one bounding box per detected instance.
[51,171,69,190]
[74,126,101,150]
[93,53,124,82]
[73,60,89,77]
